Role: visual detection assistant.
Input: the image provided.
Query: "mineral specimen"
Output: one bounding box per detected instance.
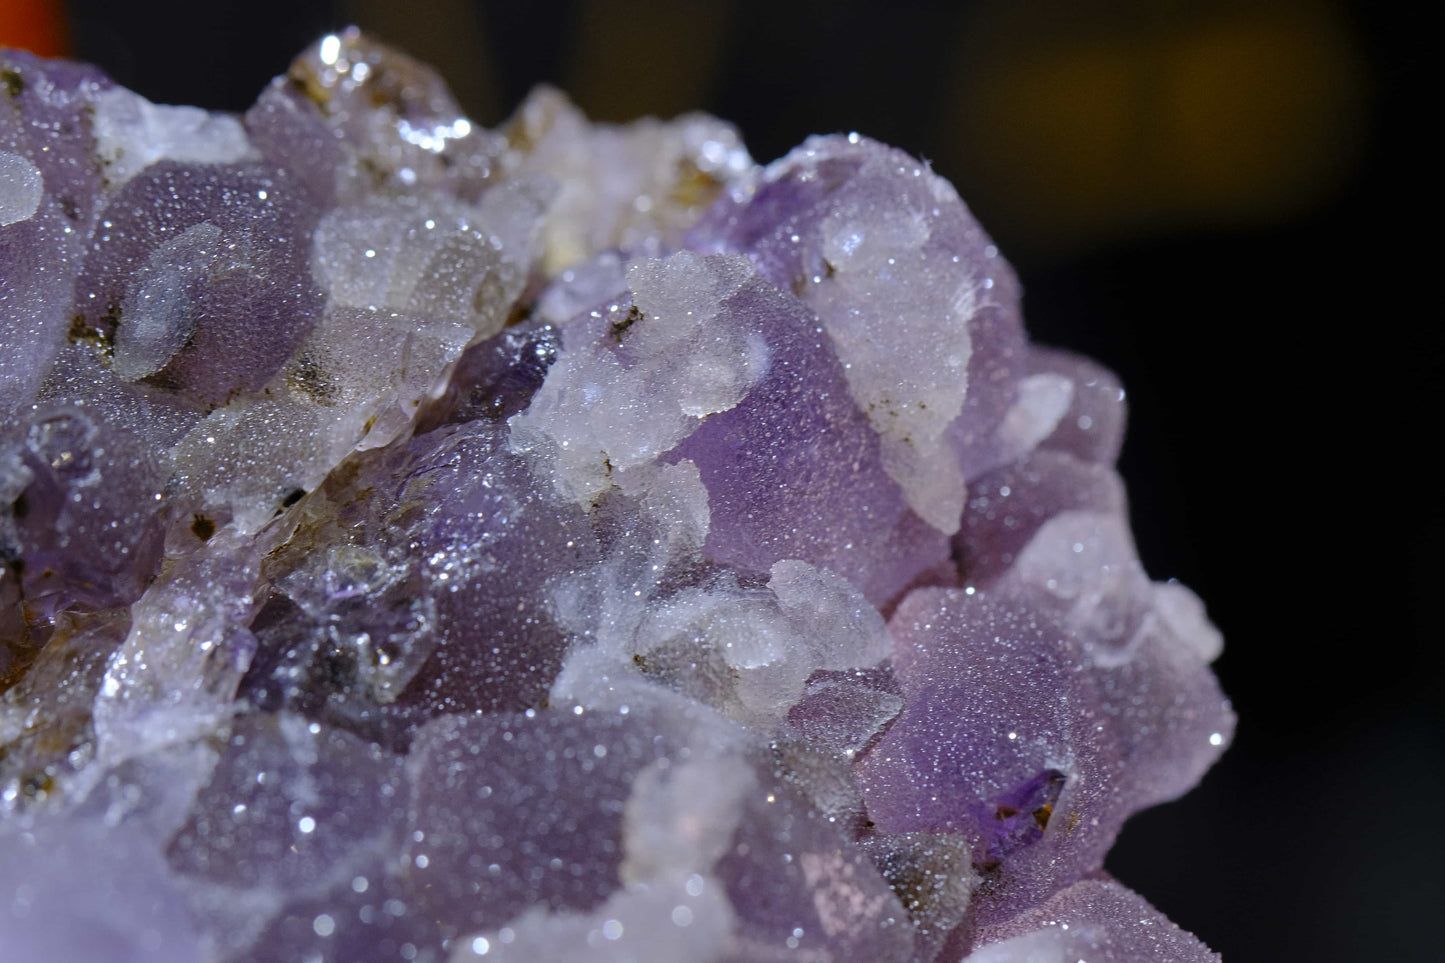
[0,29,1233,963]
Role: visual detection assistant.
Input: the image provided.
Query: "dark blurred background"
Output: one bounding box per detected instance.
[4,2,1436,959]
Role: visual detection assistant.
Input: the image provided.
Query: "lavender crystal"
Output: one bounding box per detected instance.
[0,29,1232,962]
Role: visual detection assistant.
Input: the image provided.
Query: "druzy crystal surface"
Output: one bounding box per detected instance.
[0,31,1232,962]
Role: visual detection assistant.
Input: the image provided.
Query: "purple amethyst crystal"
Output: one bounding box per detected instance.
[75,161,325,406]
[0,31,1231,962]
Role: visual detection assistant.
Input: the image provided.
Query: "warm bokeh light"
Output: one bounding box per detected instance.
[0,0,67,57]
[941,0,1367,256]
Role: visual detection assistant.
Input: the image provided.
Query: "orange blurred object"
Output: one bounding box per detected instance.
[0,0,67,57]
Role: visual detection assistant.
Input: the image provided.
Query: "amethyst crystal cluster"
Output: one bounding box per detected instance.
[0,30,1233,962]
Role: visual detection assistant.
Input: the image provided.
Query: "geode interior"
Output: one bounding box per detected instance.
[0,30,1233,963]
